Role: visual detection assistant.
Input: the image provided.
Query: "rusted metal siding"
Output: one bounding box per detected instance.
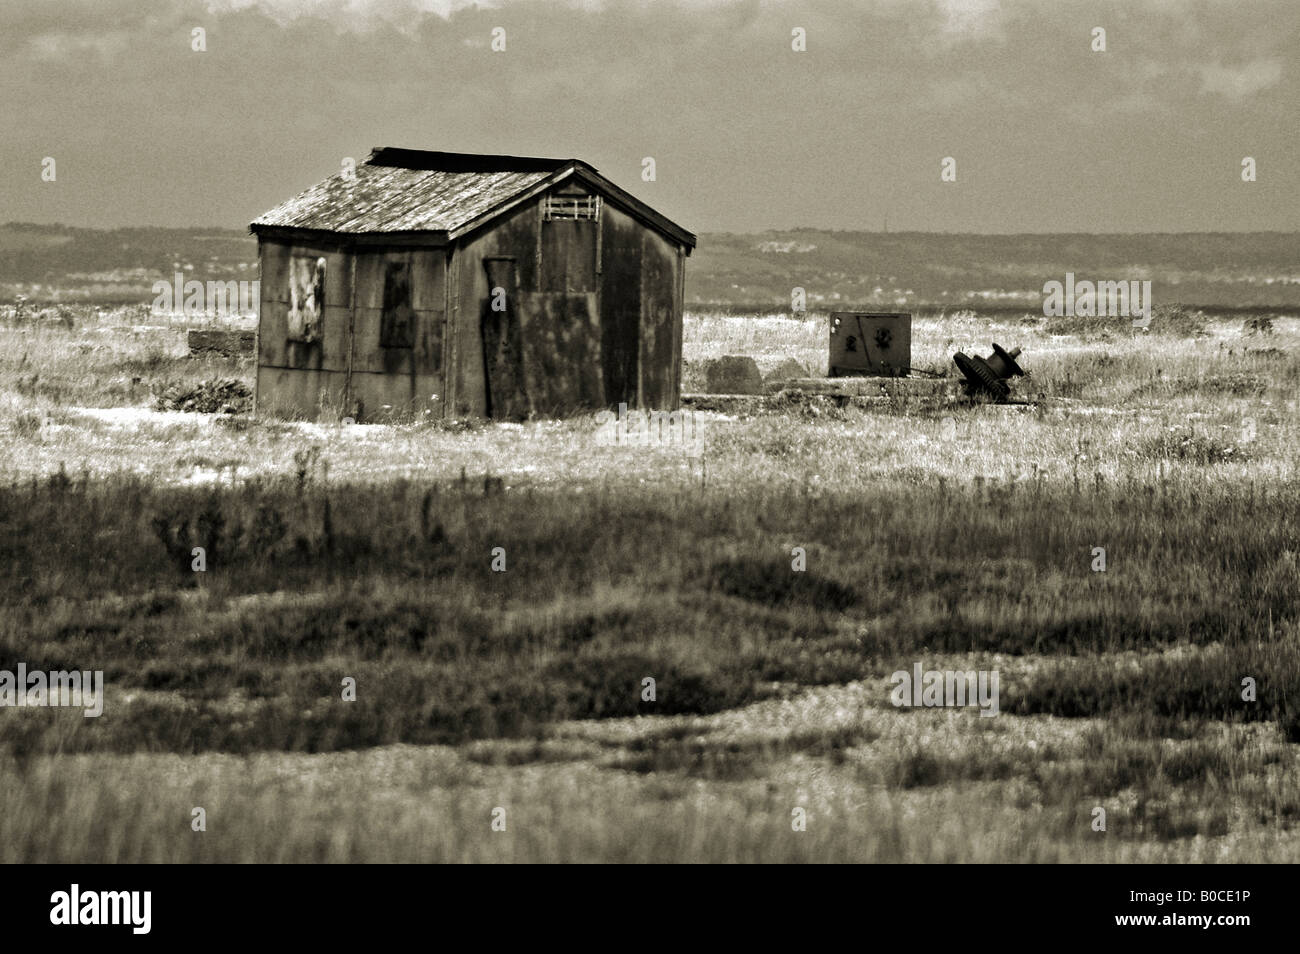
[450,198,542,416]
[540,219,598,293]
[639,229,681,409]
[255,367,347,419]
[479,286,603,419]
[258,238,352,372]
[597,204,642,407]
[480,257,525,419]
[452,231,490,417]
[256,239,447,418]
[347,369,443,419]
[540,186,599,294]
[676,244,686,405]
[257,238,286,374]
[516,292,603,415]
[350,250,444,376]
[347,249,446,415]
[443,247,457,414]
[257,362,444,421]
[451,189,659,418]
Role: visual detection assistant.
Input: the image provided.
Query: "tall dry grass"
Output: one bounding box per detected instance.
[0,303,1298,861]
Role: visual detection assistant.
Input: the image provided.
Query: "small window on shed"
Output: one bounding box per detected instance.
[287,255,325,343]
[543,194,600,221]
[381,259,414,348]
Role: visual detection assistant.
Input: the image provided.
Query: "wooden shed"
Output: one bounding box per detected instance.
[250,147,696,420]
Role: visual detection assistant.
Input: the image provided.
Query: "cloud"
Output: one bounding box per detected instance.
[2,0,1298,231]
[201,0,643,32]
[1198,57,1283,99]
[933,0,1004,41]
[26,30,134,62]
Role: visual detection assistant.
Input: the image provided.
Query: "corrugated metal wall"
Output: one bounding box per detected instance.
[256,186,684,421]
[255,238,445,419]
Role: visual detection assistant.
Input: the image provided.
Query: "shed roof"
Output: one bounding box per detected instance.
[251,147,695,250]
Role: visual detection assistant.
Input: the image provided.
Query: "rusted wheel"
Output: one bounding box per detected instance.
[953,352,1010,399]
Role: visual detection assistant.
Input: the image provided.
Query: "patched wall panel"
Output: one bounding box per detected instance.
[517,291,603,416]
[347,370,443,420]
[255,366,348,419]
[639,231,679,408]
[598,204,642,407]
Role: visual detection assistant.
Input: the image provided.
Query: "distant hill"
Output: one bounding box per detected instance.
[2,223,1297,310]
[688,230,1300,311]
[0,223,256,304]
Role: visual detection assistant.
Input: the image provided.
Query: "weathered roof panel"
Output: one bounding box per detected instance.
[251,148,696,249]
[252,163,556,234]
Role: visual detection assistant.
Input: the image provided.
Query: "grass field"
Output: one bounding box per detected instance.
[1,303,1298,862]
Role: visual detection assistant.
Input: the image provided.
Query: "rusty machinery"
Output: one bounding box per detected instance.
[829,312,912,377]
[952,343,1024,400]
[829,312,1026,401]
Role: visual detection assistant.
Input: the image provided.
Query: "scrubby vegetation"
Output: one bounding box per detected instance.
[153,378,252,414]
[1,302,1298,862]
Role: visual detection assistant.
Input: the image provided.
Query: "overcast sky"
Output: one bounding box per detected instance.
[3,0,1296,233]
